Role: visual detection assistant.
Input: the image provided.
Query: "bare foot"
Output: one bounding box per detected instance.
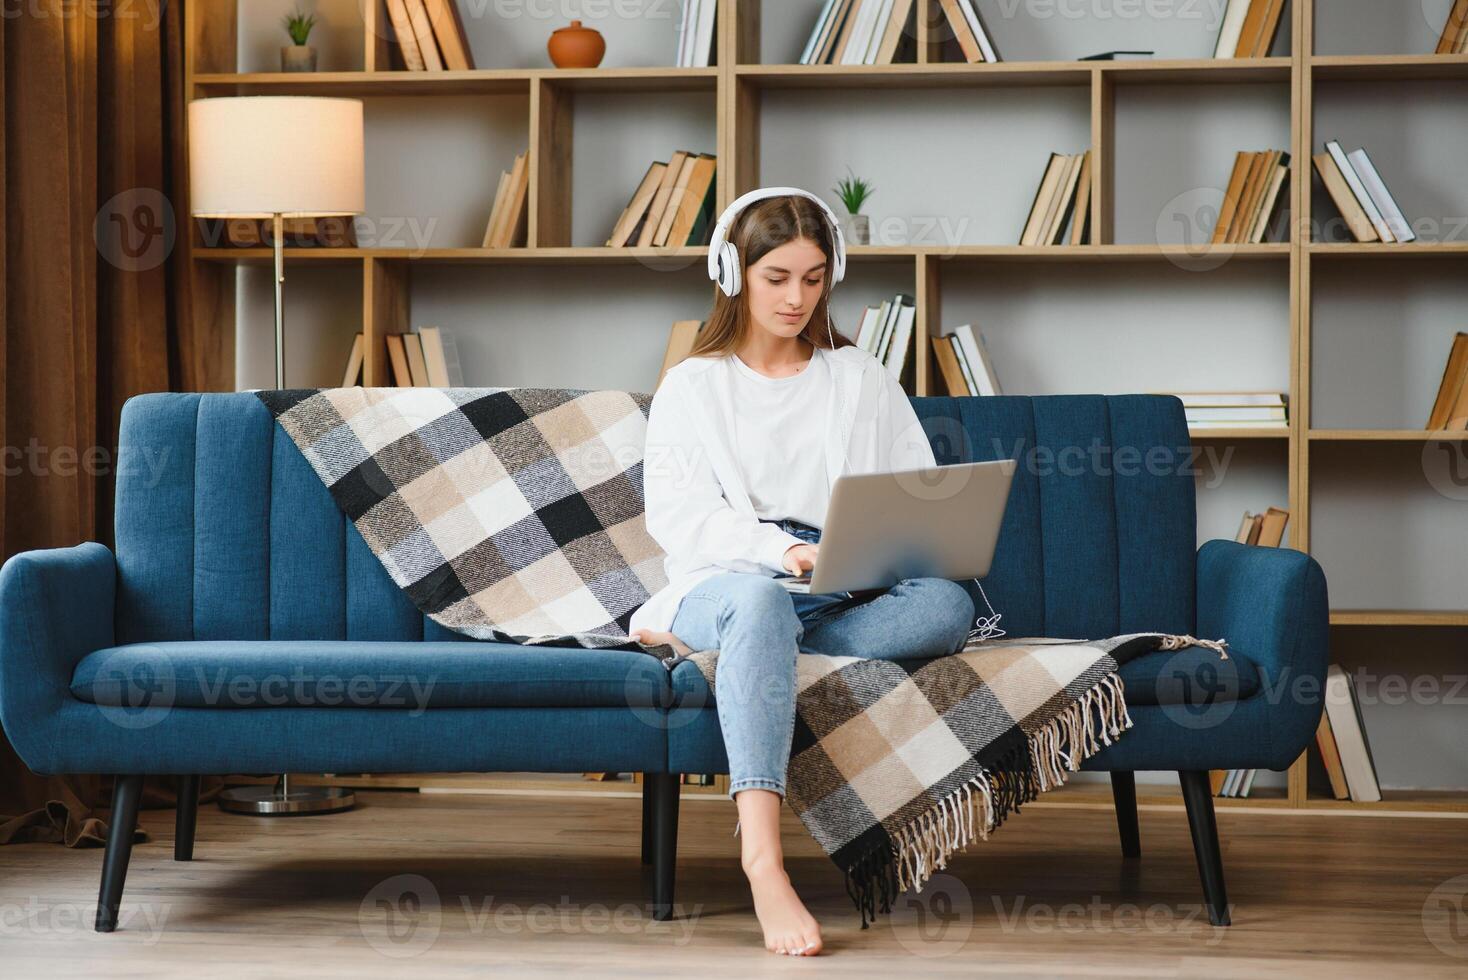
[744,857,824,956]
[629,628,692,657]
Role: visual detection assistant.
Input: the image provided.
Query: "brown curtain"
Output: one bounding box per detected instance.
[1,0,217,845]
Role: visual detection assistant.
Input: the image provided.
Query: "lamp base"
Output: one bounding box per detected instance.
[217,782,355,816]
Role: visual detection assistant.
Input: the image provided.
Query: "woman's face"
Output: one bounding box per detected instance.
[744,237,828,342]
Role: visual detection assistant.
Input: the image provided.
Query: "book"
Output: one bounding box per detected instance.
[1255,506,1289,548]
[1169,391,1287,408]
[1314,709,1351,800]
[342,333,364,387]
[810,0,856,65]
[403,332,431,386]
[1043,152,1086,245]
[416,326,459,386]
[1213,0,1251,58]
[1327,140,1394,243]
[1080,51,1154,60]
[884,297,917,379]
[1234,512,1256,544]
[1437,0,1468,53]
[664,154,717,247]
[1020,153,1067,246]
[1212,152,1254,245]
[932,335,969,396]
[1069,151,1093,245]
[639,151,690,247]
[875,0,917,64]
[1246,153,1290,244]
[384,334,413,386]
[832,0,875,64]
[421,0,475,71]
[859,0,894,64]
[1234,0,1285,58]
[949,331,980,395]
[937,0,984,63]
[658,320,704,387]
[482,171,511,248]
[485,151,529,249]
[677,0,718,68]
[403,0,445,71]
[1324,664,1381,802]
[951,324,1001,396]
[1249,0,1288,57]
[800,0,843,64]
[955,0,999,63]
[1228,150,1270,244]
[607,162,668,247]
[1312,152,1379,243]
[385,0,425,71]
[1426,332,1468,430]
[1346,147,1415,244]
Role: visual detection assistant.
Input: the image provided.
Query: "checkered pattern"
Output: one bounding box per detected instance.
[687,632,1182,925]
[257,387,668,647]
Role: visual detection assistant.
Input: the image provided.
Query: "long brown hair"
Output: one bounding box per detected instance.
[686,194,856,360]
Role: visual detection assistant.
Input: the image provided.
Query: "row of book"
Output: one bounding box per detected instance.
[1427,331,1468,431]
[1212,0,1286,59]
[1019,151,1092,246]
[1212,150,1289,245]
[800,0,920,65]
[384,0,474,71]
[675,0,718,68]
[1174,391,1288,429]
[1312,140,1416,244]
[1437,0,1468,53]
[606,152,718,248]
[482,149,529,249]
[932,325,1002,397]
[340,327,464,387]
[854,293,918,379]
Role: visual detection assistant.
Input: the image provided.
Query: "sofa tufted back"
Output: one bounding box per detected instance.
[113,391,1196,645]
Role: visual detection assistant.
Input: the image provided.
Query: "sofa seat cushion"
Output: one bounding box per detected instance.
[669,643,1261,708]
[71,640,668,710]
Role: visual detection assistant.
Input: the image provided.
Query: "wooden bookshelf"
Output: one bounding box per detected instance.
[185,0,1466,814]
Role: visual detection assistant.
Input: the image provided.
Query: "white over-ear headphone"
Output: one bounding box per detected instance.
[707,186,847,299]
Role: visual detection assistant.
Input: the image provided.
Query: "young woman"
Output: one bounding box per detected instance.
[628,189,977,956]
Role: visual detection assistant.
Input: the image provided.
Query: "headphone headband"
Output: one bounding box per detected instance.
[706,186,848,297]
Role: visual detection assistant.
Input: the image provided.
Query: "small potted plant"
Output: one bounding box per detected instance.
[834,168,875,246]
[281,8,319,72]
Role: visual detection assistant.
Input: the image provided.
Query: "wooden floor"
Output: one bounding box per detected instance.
[1,789,1465,977]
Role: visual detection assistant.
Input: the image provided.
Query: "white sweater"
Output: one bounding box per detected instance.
[728,348,833,529]
[629,344,938,637]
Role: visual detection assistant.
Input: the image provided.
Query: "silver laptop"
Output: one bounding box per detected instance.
[777,459,1017,595]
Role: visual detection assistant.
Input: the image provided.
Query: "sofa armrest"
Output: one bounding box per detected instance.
[0,542,116,773]
[1196,538,1330,759]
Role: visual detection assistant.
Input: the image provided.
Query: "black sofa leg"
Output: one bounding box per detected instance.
[645,773,680,920]
[1178,770,1231,926]
[640,773,656,865]
[1111,771,1141,858]
[175,775,200,862]
[96,774,144,933]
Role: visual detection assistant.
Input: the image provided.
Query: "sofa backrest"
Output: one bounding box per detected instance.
[113,391,1195,644]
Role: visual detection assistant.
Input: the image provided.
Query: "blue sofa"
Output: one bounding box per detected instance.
[0,391,1328,933]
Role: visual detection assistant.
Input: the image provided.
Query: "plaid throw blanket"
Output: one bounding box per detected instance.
[257,387,1229,924]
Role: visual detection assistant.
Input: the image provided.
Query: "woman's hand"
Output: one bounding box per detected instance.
[781,543,819,575]
[629,628,693,657]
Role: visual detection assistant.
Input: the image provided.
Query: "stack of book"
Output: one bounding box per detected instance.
[341,327,463,387]
[658,319,705,388]
[1211,503,1289,798]
[932,324,1002,397]
[1019,151,1092,246]
[676,0,718,67]
[800,0,919,65]
[1437,0,1468,53]
[1312,140,1416,244]
[934,0,1000,64]
[1212,0,1287,58]
[384,0,475,71]
[1427,332,1468,431]
[1212,150,1290,244]
[853,293,917,379]
[482,150,529,249]
[606,152,718,248]
[1165,391,1288,430]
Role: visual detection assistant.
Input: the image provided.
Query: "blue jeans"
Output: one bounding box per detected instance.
[667,517,976,798]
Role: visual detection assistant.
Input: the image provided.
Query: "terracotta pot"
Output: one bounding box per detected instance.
[281,45,317,72]
[548,20,605,69]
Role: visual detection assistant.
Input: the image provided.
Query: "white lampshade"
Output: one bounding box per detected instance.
[189,96,365,218]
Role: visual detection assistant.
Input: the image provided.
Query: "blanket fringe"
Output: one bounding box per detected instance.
[846,671,1134,928]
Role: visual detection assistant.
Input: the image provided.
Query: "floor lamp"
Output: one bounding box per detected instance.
[189,95,365,815]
